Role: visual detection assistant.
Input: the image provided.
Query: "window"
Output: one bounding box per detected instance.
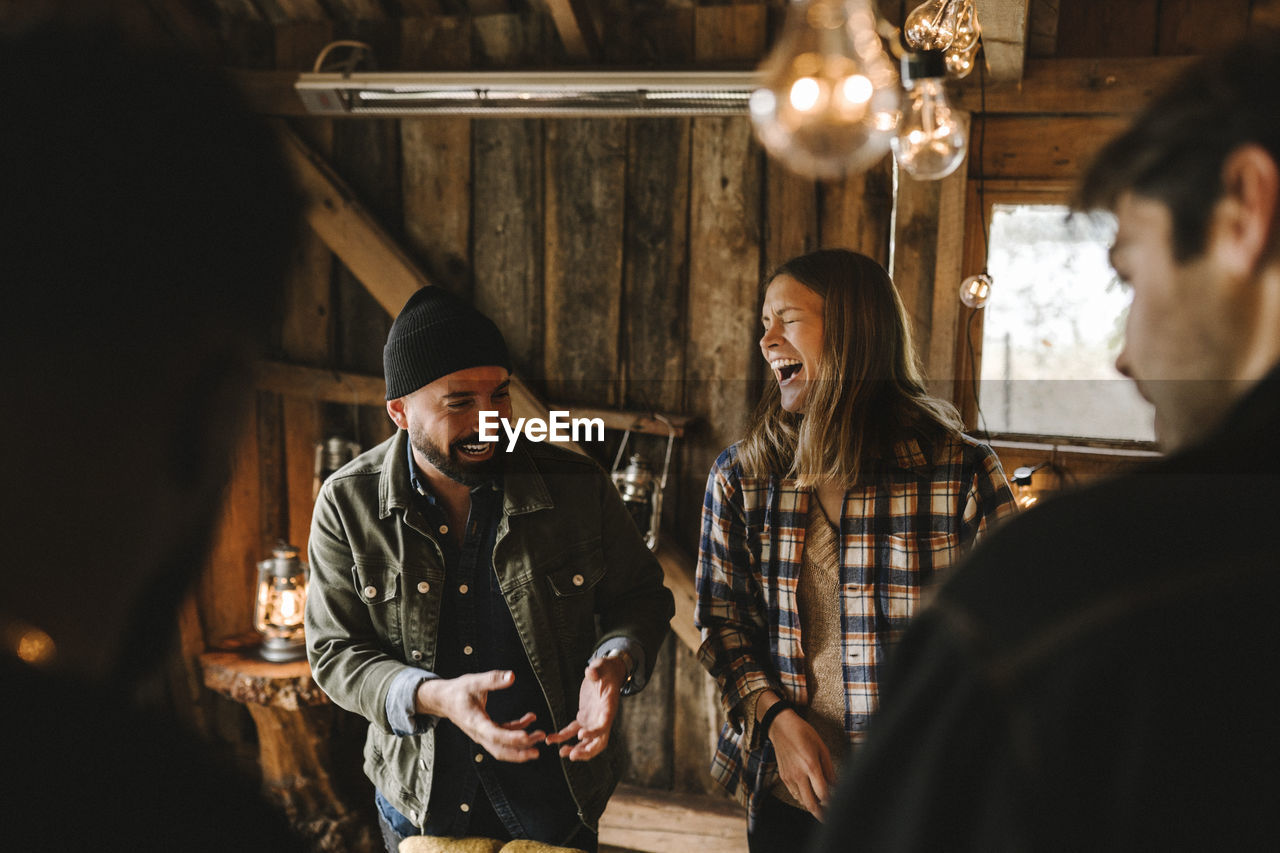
[970,199,1154,443]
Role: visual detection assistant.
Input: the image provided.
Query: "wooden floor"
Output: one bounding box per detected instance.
[598,785,748,853]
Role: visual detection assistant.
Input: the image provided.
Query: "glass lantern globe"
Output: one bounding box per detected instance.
[254,542,309,663]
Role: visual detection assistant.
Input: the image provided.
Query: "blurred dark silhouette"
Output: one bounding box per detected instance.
[0,21,308,852]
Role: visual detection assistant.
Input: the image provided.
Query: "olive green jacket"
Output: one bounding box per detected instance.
[305,430,674,829]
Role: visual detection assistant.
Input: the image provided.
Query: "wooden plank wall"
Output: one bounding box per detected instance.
[165,0,1268,812]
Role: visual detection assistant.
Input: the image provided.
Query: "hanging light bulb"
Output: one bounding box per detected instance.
[944,0,982,78]
[903,0,961,51]
[1012,464,1046,510]
[960,272,992,308]
[892,50,967,180]
[749,0,901,180]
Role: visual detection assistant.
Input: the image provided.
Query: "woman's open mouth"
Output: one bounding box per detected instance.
[769,357,804,385]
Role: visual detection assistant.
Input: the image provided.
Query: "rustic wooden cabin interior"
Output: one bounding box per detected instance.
[8,0,1276,850]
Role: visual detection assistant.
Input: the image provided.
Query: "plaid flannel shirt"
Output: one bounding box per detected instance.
[694,433,1016,812]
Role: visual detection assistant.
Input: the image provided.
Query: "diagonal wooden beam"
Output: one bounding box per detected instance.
[277,123,431,315]
[975,0,1030,83]
[542,0,602,62]
[656,538,701,654]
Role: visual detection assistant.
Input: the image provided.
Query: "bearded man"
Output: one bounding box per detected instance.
[306,287,673,852]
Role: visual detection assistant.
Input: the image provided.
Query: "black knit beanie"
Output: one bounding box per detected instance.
[383,288,511,400]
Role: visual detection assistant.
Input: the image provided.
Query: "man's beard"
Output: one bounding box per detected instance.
[410,426,504,487]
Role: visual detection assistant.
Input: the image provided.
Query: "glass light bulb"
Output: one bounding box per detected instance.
[750,0,900,179]
[944,0,982,78]
[892,76,967,179]
[959,272,992,308]
[903,0,961,51]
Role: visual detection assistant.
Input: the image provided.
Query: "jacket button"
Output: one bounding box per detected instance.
[459,803,470,813]
[572,574,585,587]
[463,645,474,656]
[458,584,469,595]
[474,754,484,764]
[410,650,423,661]
[438,524,449,535]
[363,585,377,599]
[417,581,430,594]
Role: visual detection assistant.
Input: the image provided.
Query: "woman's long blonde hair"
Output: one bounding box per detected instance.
[738,249,963,487]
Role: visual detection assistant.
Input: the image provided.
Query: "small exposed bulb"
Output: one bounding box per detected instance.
[903,0,961,51]
[892,52,967,180]
[960,273,992,308]
[945,51,975,78]
[944,0,982,78]
[1012,466,1041,509]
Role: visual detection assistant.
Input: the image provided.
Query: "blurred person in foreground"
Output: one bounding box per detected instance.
[0,22,304,852]
[814,38,1280,853]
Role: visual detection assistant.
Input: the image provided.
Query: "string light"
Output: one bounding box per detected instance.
[903,0,982,79]
[892,50,967,180]
[902,0,960,51]
[960,273,992,308]
[1012,463,1048,509]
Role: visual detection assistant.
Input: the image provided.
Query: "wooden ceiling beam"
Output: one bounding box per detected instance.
[1026,0,1059,58]
[975,0,1030,83]
[950,55,1197,114]
[253,0,331,25]
[231,69,310,115]
[541,0,601,62]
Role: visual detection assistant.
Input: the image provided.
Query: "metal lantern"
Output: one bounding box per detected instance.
[613,452,657,546]
[609,417,677,551]
[313,436,361,500]
[254,542,309,663]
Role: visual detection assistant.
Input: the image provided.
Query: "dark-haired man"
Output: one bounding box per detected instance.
[305,287,674,852]
[813,39,1280,852]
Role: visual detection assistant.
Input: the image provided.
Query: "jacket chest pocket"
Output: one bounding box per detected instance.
[543,539,606,640]
[352,562,404,654]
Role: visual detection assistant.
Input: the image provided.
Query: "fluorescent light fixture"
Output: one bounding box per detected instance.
[295,71,759,117]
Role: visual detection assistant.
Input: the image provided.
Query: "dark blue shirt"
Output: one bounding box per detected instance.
[386,442,581,844]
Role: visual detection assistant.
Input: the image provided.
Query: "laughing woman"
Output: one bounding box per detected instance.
[695,249,1016,852]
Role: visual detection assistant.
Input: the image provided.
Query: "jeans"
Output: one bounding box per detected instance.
[748,794,822,853]
[375,789,599,853]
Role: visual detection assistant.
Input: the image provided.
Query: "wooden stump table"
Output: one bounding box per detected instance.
[200,644,377,852]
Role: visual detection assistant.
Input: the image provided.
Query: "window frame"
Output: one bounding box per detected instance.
[956,179,1158,454]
